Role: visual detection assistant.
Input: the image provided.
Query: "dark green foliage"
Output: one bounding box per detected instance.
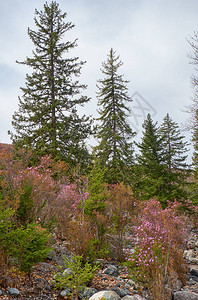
[10,1,92,165]
[12,223,51,274]
[159,113,190,200]
[16,185,33,226]
[95,48,135,183]
[0,206,16,264]
[85,161,107,216]
[84,161,108,246]
[0,201,51,276]
[160,114,189,171]
[134,113,190,205]
[135,113,166,201]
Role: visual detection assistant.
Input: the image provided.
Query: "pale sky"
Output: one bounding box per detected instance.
[0,0,197,160]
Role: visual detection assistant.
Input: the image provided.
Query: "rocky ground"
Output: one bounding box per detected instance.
[0,227,197,300]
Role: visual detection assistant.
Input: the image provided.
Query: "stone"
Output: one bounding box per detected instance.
[173,279,183,292]
[0,290,2,296]
[48,244,70,267]
[95,259,106,266]
[97,270,104,277]
[184,249,195,262]
[63,268,73,275]
[127,279,136,287]
[190,267,198,278]
[79,287,97,299]
[104,265,118,277]
[191,258,198,264]
[60,289,70,297]
[122,295,146,300]
[112,287,128,297]
[173,291,198,300]
[89,290,121,300]
[8,287,20,296]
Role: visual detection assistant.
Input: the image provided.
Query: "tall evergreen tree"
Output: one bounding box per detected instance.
[159,113,190,200]
[9,1,91,165]
[160,113,189,171]
[95,48,135,183]
[135,113,190,204]
[135,113,166,201]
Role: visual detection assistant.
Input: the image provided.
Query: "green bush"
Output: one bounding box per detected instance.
[54,254,99,300]
[16,185,33,226]
[12,223,51,274]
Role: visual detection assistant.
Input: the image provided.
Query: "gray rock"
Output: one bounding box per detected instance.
[63,268,73,275]
[60,289,70,297]
[191,258,198,264]
[190,268,198,278]
[48,244,70,267]
[89,291,121,300]
[122,295,146,300]
[95,259,106,266]
[173,279,183,292]
[127,279,136,287]
[97,270,104,277]
[8,287,20,296]
[104,265,118,277]
[174,291,198,300]
[184,250,195,262]
[112,287,128,297]
[0,290,2,296]
[79,287,97,299]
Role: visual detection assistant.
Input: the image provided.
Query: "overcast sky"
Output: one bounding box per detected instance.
[0,0,197,160]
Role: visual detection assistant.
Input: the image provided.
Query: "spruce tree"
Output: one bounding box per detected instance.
[135,113,190,204]
[95,48,135,183]
[159,113,189,200]
[160,114,189,171]
[9,1,91,165]
[135,113,166,201]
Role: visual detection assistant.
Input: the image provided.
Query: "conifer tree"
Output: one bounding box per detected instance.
[135,113,189,204]
[159,113,189,200]
[160,113,189,171]
[95,48,135,183]
[135,113,165,201]
[9,1,91,165]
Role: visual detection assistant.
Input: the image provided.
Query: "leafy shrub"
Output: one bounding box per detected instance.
[0,202,51,279]
[107,183,136,261]
[125,199,187,300]
[54,254,99,300]
[16,185,33,225]
[12,222,51,274]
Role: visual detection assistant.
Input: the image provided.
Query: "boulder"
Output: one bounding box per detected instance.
[89,290,121,300]
[184,250,195,262]
[104,265,119,277]
[190,267,198,278]
[79,287,97,299]
[8,287,20,296]
[122,295,146,300]
[112,287,129,297]
[173,291,198,300]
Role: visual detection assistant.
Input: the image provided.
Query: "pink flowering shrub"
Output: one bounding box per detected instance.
[107,183,136,261]
[13,157,57,225]
[125,199,187,300]
[55,183,89,237]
